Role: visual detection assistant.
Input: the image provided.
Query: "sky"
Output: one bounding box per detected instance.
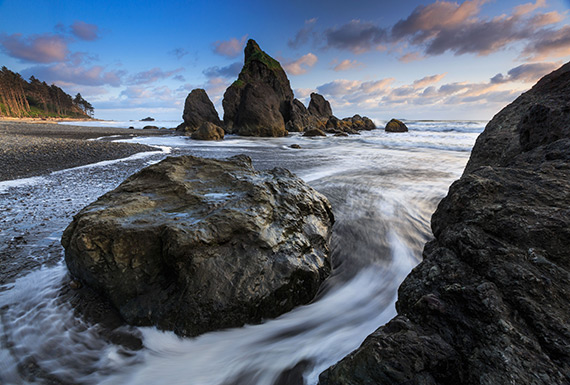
[1,0,569,122]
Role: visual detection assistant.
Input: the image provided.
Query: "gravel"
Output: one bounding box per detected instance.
[0,121,175,181]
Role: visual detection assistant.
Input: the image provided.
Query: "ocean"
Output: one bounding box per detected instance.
[0,120,485,385]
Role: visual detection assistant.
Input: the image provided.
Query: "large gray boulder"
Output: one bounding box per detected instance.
[62,155,334,337]
[319,63,570,384]
[178,88,222,134]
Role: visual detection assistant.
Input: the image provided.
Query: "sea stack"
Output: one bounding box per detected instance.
[222,39,293,136]
[319,63,570,385]
[177,88,222,135]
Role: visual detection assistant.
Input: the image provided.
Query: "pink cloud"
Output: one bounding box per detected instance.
[213,35,248,58]
[70,21,100,41]
[398,52,424,63]
[332,59,362,71]
[283,53,318,75]
[21,63,125,87]
[0,33,68,63]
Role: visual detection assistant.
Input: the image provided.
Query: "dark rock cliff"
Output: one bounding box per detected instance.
[319,63,570,384]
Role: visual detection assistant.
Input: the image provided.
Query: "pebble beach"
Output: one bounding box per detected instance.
[0,120,173,181]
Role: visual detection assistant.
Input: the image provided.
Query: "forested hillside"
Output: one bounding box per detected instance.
[0,66,93,119]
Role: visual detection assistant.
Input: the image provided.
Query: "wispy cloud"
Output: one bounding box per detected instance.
[127,67,184,85]
[325,20,387,54]
[0,33,68,63]
[288,18,318,49]
[169,48,189,60]
[70,21,100,41]
[288,0,567,61]
[331,59,362,71]
[213,35,247,58]
[283,53,318,75]
[490,62,561,83]
[21,63,125,87]
[203,62,242,79]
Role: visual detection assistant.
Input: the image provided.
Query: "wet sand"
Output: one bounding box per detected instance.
[0,120,175,181]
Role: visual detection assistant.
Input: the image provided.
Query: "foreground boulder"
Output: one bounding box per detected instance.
[320,63,570,384]
[177,89,222,134]
[62,155,334,337]
[385,118,408,132]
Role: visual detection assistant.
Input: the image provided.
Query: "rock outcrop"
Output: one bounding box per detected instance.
[222,40,293,137]
[320,63,570,384]
[177,89,222,134]
[190,121,225,140]
[308,93,333,118]
[221,40,376,136]
[62,155,334,337]
[303,128,327,137]
[385,118,408,132]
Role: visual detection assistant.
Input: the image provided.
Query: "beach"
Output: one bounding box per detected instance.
[0,120,173,181]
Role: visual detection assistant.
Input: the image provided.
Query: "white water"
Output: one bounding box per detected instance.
[0,121,485,385]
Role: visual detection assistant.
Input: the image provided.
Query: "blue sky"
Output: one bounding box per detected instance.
[1,0,569,121]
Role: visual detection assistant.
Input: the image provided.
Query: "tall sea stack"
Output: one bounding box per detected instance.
[222,39,293,137]
[320,63,570,384]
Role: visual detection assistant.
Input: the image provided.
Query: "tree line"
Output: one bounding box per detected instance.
[0,66,93,119]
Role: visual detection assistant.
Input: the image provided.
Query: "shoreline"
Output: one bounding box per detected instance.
[0,121,175,181]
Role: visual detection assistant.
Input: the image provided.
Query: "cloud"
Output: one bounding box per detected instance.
[391,0,486,42]
[127,67,184,85]
[213,35,247,58]
[283,53,318,75]
[288,18,317,49]
[70,21,99,41]
[413,73,446,88]
[522,25,570,60]
[332,59,362,71]
[0,33,68,63]
[325,20,387,54]
[173,74,186,82]
[169,48,189,60]
[203,62,242,79]
[21,63,125,87]
[490,62,561,83]
[513,0,546,16]
[390,0,566,58]
[398,52,424,63]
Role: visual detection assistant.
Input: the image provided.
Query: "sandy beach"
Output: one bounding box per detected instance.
[0,120,174,181]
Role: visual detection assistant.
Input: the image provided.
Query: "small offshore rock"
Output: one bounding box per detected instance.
[140,117,154,121]
[385,118,408,132]
[303,128,326,137]
[190,122,225,140]
[291,144,301,149]
[142,125,159,130]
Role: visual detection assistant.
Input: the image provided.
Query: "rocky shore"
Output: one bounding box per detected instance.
[319,63,570,384]
[0,121,171,181]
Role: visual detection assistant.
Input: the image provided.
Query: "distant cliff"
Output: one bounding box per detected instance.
[0,66,93,119]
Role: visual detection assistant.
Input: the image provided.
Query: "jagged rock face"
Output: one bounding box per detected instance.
[62,155,334,337]
[319,63,570,384]
[308,93,333,118]
[303,128,326,137]
[464,62,570,174]
[179,89,222,133]
[222,40,293,136]
[385,118,408,132]
[190,121,224,140]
